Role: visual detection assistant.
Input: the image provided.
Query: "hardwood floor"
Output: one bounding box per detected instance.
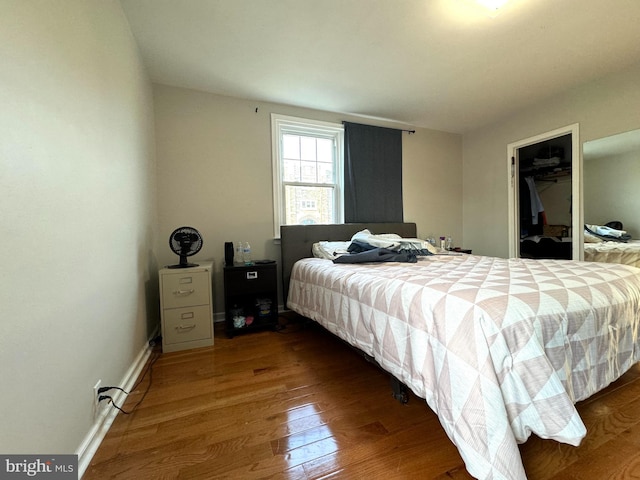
[85,314,640,479]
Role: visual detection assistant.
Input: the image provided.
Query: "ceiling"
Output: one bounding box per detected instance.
[120,0,640,134]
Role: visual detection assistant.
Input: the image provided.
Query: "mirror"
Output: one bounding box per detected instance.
[583,128,640,267]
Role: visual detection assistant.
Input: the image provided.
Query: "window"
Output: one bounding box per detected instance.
[272,114,344,237]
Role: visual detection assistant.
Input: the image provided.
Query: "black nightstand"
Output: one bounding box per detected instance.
[223,262,278,338]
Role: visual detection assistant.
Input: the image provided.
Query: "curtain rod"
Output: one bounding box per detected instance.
[342,121,415,134]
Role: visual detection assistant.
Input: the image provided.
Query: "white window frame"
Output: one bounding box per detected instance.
[271,114,344,238]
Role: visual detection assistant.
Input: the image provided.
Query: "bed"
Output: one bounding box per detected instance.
[584,240,640,269]
[280,222,640,480]
[583,224,640,268]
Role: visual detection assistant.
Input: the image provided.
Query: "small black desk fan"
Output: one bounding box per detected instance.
[168,226,203,268]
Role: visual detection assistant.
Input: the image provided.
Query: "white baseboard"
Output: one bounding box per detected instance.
[76,332,158,478]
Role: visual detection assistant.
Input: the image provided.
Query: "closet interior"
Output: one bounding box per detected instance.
[518,133,573,259]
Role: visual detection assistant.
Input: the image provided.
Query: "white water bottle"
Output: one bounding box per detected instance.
[235,242,243,265]
[243,242,252,265]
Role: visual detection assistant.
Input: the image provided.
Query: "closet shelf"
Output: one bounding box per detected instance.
[532,168,571,182]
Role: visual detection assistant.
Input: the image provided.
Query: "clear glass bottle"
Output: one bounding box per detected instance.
[446,236,453,251]
[243,242,252,265]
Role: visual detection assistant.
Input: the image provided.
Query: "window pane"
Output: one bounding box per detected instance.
[282,134,300,159]
[300,136,317,161]
[316,138,333,162]
[317,162,333,183]
[284,185,335,225]
[283,159,300,181]
[300,160,317,183]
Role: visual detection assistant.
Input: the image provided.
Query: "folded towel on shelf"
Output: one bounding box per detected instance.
[532,156,561,167]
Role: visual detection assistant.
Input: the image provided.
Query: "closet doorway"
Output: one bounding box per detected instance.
[507,124,582,260]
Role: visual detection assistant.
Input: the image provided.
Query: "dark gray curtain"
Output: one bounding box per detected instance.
[344,122,403,223]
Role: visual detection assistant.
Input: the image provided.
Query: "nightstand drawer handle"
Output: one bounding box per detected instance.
[173,289,195,296]
[176,324,196,331]
[246,271,258,280]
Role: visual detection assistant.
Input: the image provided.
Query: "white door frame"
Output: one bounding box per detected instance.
[507,124,582,259]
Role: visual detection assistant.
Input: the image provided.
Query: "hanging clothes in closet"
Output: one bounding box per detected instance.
[519,176,546,237]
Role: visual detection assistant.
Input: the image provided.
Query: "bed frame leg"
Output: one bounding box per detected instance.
[390,376,409,404]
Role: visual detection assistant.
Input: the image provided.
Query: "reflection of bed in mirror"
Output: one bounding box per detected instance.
[583,128,640,266]
[584,240,640,268]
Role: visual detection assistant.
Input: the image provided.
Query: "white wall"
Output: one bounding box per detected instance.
[0,0,157,456]
[153,84,462,312]
[462,63,640,257]
[584,148,640,239]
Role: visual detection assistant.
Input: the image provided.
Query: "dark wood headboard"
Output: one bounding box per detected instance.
[280,222,417,307]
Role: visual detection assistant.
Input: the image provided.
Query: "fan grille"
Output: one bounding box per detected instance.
[168,226,203,268]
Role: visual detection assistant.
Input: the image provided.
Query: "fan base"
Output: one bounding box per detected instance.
[167,262,199,269]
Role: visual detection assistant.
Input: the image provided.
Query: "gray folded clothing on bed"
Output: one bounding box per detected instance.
[333,247,417,264]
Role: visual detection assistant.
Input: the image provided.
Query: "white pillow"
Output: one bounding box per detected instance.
[399,238,440,254]
[351,229,402,249]
[584,229,603,243]
[312,241,351,260]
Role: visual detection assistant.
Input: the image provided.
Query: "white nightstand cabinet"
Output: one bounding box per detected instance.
[159,260,214,353]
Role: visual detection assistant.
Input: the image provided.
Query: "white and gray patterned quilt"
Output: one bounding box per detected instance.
[287,254,640,480]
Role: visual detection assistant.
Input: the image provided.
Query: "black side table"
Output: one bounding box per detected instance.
[223,262,278,338]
